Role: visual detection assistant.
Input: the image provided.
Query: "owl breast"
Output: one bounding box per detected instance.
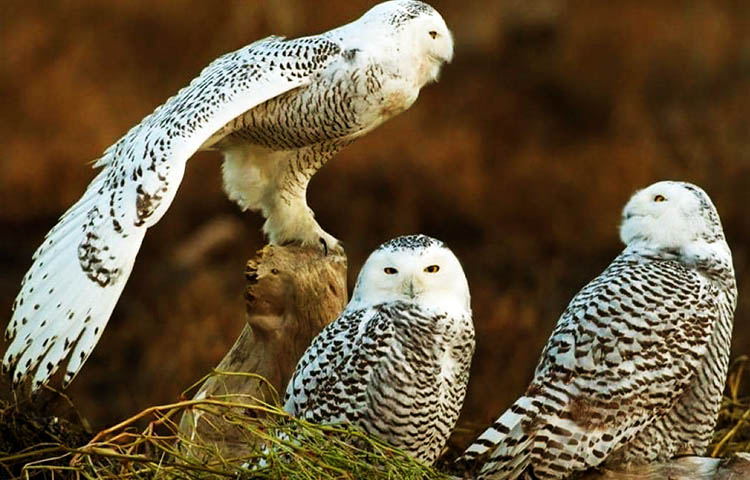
[212,62,418,151]
[359,304,475,464]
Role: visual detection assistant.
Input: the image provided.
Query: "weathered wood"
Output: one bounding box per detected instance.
[178,244,347,461]
[578,453,750,480]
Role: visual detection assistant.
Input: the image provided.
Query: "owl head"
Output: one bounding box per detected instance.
[351,234,470,312]
[619,181,729,260]
[354,1,453,85]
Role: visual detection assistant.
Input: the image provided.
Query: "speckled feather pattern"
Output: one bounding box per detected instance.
[3,1,454,391]
[378,235,444,252]
[284,300,474,464]
[461,183,737,480]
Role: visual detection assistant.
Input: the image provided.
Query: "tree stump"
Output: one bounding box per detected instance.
[178,244,347,461]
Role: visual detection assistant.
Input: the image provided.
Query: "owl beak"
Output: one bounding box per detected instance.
[403,276,423,299]
[406,281,416,299]
[402,279,417,299]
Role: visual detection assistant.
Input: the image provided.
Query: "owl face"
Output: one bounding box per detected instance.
[352,235,470,311]
[359,1,453,85]
[403,5,454,83]
[619,181,721,250]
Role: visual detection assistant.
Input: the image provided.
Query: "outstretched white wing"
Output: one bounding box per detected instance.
[3,35,344,390]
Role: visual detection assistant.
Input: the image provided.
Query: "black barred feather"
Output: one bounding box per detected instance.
[461,182,737,479]
[284,235,474,465]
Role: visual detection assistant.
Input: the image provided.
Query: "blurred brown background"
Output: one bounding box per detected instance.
[1,0,749,445]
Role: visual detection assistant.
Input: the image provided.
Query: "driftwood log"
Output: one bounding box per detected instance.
[450,454,750,480]
[178,244,347,461]
[577,453,750,479]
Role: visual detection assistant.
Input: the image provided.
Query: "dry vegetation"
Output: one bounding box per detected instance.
[2,361,750,479]
[712,357,750,458]
[0,375,452,479]
[0,0,749,475]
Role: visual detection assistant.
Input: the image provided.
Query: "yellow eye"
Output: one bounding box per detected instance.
[383,267,398,275]
[654,194,667,202]
[424,265,440,273]
[428,30,438,39]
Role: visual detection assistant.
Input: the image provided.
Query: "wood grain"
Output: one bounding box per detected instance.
[178,244,347,462]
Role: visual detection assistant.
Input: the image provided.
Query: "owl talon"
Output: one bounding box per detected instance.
[4,0,454,393]
[320,237,329,256]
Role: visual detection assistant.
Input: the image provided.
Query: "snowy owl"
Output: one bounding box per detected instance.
[283,234,475,465]
[3,1,454,391]
[460,181,737,479]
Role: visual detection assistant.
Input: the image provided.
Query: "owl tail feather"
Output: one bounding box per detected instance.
[458,396,538,479]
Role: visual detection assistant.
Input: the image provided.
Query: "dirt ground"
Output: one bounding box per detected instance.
[0,0,748,447]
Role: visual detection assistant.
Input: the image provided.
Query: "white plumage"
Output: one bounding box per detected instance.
[3,1,453,391]
[460,181,737,479]
[284,234,475,465]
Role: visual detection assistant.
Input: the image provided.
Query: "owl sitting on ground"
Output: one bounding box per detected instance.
[284,234,475,465]
[460,181,737,479]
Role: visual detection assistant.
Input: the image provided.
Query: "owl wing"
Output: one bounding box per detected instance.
[464,257,718,477]
[3,35,345,391]
[283,306,394,424]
